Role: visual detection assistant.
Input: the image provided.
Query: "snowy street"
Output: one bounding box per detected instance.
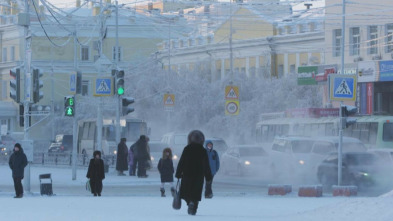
[0,165,393,220]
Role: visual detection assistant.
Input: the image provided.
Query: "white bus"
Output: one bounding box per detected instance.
[256,115,393,149]
[77,117,148,156]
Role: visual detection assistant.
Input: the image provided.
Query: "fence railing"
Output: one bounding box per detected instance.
[0,152,117,167]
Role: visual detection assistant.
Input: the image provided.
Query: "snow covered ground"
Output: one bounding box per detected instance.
[0,165,393,220]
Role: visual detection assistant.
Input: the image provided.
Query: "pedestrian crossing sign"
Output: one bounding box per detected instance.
[94,77,113,96]
[329,74,357,101]
[164,94,175,106]
[225,86,239,100]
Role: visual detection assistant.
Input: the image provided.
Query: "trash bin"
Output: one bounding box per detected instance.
[39,174,53,196]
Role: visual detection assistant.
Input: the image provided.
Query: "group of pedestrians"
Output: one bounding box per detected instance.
[8,130,220,216]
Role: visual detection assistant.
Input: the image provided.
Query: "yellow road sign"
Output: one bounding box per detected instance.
[225,85,239,100]
[225,100,239,115]
[164,94,175,106]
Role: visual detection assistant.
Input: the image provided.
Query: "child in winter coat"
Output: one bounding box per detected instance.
[157,147,175,197]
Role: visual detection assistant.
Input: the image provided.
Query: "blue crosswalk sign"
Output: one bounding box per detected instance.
[94,78,113,96]
[70,74,76,92]
[329,74,357,101]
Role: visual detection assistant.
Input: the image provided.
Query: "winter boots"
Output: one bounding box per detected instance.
[160,188,166,197]
[170,187,176,197]
[187,201,198,215]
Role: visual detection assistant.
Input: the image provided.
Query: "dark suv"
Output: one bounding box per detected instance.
[48,135,73,153]
[317,152,381,188]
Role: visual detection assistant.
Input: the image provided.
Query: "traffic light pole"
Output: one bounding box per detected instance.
[23,0,31,193]
[338,102,343,186]
[115,0,121,144]
[72,32,78,180]
[96,0,104,153]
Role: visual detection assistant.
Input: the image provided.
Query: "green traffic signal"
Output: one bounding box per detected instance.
[68,98,74,106]
[66,107,74,116]
[117,87,124,95]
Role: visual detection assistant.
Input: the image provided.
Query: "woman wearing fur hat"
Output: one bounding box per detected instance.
[87,151,105,196]
[157,147,175,197]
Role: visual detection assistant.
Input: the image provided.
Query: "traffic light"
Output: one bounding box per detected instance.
[64,95,75,117]
[9,68,21,103]
[32,68,43,103]
[341,105,357,128]
[116,70,125,95]
[122,97,134,116]
[76,71,82,94]
[19,104,31,127]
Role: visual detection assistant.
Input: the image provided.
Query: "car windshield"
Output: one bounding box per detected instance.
[292,140,314,153]
[174,135,187,145]
[342,142,367,152]
[239,147,267,156]
[346,153,377,166]
[211,140,228,152]
[149,143,165,152]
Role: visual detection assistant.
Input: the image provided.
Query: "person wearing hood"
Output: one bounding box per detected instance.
[8,143,28,198]
[204,140,220,199]
[87,151,105,196]
[131,135,150,178]
[175,130,212,216]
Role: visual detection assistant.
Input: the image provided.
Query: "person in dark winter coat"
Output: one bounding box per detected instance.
[116,138,128,176]
[87,151,105,196]
[131,135,150,178]
[204,140,220,199]
[157,147,175,197]
[8,143,28,198]
[175,130,212,216]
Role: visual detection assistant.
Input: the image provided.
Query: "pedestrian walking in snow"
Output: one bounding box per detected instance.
[175,130,212,215]
[204,140,220,199]
[157,147,175,197]
[116,138,128,176]
[86,151,105,196]
[9,143,28,198]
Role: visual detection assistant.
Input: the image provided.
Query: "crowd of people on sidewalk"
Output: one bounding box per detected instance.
[8,130,220,216]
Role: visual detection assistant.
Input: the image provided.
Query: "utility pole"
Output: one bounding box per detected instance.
[229,0,233,79]
[115,0,121,144]
[23,0,32,193]
[72,31,78,180]
[96,0,104,153]
[338,0,346,186]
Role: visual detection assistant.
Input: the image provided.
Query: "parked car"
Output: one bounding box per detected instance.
[148,141,167,169]
[221,145,269,176]
[1,135,17,155]
[317,152,381,188]
[48,135,73,153]
[269,136,367,181]
[204,137,229,156]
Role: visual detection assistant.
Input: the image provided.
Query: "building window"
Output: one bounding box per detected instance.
[386,24,393,53]
[112,46,122,61]
[81,46,89,61]
[368,25,378,55]
[2,47,7,62]
[10,46,15,61]
[82,80,89,96]
[333,29,341,57]
[350,27,360,56]
[290,64,296,74]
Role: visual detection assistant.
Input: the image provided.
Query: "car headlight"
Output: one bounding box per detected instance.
[356,172,369,178]
[299,160,305,165]
[173,155,178,160]
[114,150,117,155]
[151,156,154,161]
[244,160,251,165]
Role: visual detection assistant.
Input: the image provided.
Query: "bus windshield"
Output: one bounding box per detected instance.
[122,122,147,142]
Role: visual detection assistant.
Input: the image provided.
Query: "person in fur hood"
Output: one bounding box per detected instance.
[175,130,212,215]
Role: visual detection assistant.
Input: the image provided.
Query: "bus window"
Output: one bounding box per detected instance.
[122,122,147,142]
[282,125,289,136]
[262,126,268,142]
[267,125,275,142]
[369,123,378,145]
[104,126,116,141]
[88,123,95,140]
[82,123,89,139]
[313,142,335,155]
[383,123,393,142]
[360,123,371,144]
